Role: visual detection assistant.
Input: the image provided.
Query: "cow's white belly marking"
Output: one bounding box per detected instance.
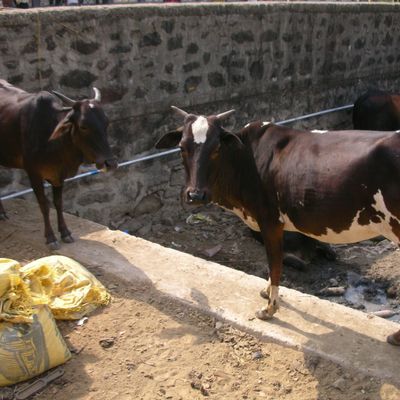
[281,211,378,244]
[279,189,400,244]
[216,190,400,244]
[371,190,400,242]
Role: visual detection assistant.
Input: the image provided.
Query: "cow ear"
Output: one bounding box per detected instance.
[66,107,79,123]
[221,130,243,147]
[155,128,183,149]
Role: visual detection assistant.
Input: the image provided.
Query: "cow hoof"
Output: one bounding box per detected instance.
[47,240,61,251]
[255,309,273,321]
[387,333,400,346]
[62,235,74,244]
[0,212,8,221]
[260,288,270,300]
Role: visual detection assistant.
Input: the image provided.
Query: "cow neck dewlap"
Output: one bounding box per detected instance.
[192,116,209,144]
[215,202,261,232]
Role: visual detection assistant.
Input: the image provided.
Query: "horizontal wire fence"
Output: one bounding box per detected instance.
[3,1,399,10]
[0,103,353,202]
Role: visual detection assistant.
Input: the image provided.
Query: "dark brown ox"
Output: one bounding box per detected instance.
[353,90,400,131]
[354,90,400,346]
[0,79,117,249]
[156,107,400,323]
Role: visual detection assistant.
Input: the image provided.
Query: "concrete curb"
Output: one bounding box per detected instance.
[2,199,400,384]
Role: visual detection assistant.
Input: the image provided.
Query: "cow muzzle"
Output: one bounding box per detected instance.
[96,158,118,171]
[186,189,207,204]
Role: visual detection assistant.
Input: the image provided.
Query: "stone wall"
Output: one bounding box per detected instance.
[0,3,400,233]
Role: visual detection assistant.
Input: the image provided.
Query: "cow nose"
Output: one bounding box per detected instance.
[105,158,118,171]
[187,190,206,202]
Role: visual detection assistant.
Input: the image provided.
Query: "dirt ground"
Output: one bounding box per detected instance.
[1,210,400,400]
[140,204,400,321]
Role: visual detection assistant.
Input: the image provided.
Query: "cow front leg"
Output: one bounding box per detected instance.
[52,185,73,243]
[256,224,284,320]
[29,174,59,250]
[0,199,7,220]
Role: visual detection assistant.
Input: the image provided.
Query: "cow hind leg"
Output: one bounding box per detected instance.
[52,185,73,243]
[0,200,8,220]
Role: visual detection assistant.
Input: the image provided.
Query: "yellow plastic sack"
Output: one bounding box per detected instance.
[20,255,111,320]
[0,259,33,324]
[0,305,71,387]
[0,256,109,386]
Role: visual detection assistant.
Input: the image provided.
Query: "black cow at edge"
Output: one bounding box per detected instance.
[156,106,400,347]
[353,90,400,131]
[353,90,400,345]
[0,79,118,249]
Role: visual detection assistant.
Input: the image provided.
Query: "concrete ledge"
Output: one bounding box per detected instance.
[1,199,399,384]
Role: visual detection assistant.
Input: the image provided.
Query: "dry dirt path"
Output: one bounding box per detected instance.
[0,200,399,400]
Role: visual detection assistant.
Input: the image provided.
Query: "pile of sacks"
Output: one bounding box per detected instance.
[0,256,111,386]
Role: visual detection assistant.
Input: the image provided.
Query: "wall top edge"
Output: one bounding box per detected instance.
[0,2,399,25]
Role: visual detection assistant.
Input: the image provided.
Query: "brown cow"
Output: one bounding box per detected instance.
[353,90,400,131]
[353,91,400,345]
[0,80,117,249]
[156,106,400,326]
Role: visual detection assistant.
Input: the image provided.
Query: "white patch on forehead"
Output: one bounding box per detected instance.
[192,116,209,144]
[262,121,271,127]
[89,103,95,109]
[244,123,251,128]
[311,129,328,134]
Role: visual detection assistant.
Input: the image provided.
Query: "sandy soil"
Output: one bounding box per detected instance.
[1,218,400,400]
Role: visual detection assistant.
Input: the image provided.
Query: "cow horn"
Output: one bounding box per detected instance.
[52,90,75,106]
[171,106,189,118]
[92,87,101,102]
[216,110,235,120]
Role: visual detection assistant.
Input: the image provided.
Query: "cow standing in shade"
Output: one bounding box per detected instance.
[156,106,400,326]
[0,80,118,249]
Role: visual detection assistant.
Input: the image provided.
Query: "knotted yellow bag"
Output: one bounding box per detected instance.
[20,255,111,320]
[0,255,110,386]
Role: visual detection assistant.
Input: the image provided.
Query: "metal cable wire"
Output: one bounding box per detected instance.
[0,103,353,201]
